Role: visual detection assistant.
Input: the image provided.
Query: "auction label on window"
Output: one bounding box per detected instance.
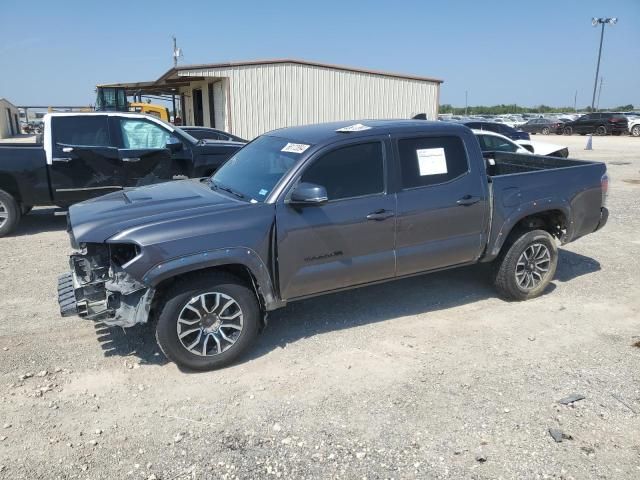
[335,123,372,132]
[416,148,448,176]
[281,143,310,153]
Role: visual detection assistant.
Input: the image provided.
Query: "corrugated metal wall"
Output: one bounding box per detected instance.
[178,63,439,140]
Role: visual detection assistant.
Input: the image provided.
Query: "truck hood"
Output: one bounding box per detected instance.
[69,179,248,243]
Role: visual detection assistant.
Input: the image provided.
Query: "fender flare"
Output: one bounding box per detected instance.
[488,199,572,260]
[141,247,284,311]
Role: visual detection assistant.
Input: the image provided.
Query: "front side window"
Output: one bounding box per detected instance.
[301,142,384,201]
[120,118,172,149]
[398,136,469,189]
[53,116,110,147]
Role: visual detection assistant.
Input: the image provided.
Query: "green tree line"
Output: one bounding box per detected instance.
[439,104,636,115]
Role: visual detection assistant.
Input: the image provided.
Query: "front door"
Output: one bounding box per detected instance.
[276,140,396,300]
[113,116,175,185]
[49,115,123,205]
[192,89,204,126]
[394,134,488,275]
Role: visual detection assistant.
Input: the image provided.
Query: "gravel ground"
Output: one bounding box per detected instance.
[0,134,639,479]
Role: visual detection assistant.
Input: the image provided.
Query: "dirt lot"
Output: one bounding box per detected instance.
[1,134,639,479]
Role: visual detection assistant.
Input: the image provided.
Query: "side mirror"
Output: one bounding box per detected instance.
[167,139,183,153]
[289,182,328,206]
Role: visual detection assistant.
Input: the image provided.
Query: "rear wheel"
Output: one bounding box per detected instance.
[563,126,573,135]
[541,127,550,135]
[596,125,607,136]
[0,189,20,237]
[155,272,260,371]
[632,125,640,137]
[492,229,558,301]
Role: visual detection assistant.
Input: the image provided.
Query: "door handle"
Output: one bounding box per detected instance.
[122,157,141,162]
[457,195,480,206]
[366,209,394,221]
[52,157,73,163]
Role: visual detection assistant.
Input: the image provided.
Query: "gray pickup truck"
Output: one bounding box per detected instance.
[57,120,608,370]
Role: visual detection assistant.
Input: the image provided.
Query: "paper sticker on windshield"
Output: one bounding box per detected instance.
[335,123,372,132]
[258,189,268,196]
[417,148,448,176]
[281,143,310,154]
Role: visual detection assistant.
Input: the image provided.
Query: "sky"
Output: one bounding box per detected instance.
[1,0,639,109]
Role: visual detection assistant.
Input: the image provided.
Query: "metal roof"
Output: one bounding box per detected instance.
[98,58,443,94]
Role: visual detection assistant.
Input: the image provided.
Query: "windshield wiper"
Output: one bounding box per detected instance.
[210,180,246,200]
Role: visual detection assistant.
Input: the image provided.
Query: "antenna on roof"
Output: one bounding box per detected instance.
[172,36,183,68]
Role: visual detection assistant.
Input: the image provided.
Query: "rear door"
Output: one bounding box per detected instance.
[49,115,122,205]
[276,139,396,300]
[393,134,488,275]
[111,116,175,186]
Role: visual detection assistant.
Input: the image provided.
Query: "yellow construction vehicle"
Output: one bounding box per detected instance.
[95,86,170,122]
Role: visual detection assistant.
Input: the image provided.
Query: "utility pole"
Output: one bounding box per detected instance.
[172,36,183,68]
[590,18,617,111]
[574,90,577,112]
[465,90,468,116]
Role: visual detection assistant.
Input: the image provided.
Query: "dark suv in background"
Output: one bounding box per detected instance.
[520,118,565,135]
[563,113,628,136]
[463,121,530,141]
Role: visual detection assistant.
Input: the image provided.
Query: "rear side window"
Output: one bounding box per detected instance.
[53,116,110,147]
[302,142,384,201]
[398,136,469,188]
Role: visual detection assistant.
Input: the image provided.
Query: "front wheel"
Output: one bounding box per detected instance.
[155,272,260,371]
[0,189,21,237]
[492,229,558,301]
[563,126,573,135]
[595,125,607,136]
[632,125,640,137]
[541,127,550,135]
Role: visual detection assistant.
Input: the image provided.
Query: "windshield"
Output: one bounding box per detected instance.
[147,117,198,144]
[209,135,308,202]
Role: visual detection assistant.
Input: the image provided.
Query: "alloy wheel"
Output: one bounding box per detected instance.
[0,200,8,229]
[176,292,243,356]
[632,125,640,137]
[515,243,551,290]
[596,126,607,136]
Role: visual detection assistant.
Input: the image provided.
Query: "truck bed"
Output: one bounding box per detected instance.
[485,151,586,176]
[484,151,607,259]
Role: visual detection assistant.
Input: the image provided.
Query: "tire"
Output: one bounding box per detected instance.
[595,125,607,136]
[541,127,550,135]
[632,125,640,137]
[155,272,260,371]
[0,189,21,237]
[563,126,573,135]
[492,229,558,301]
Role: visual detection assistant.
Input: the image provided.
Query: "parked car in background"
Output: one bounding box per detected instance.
[563,113,628,136]
[0,113,243,236]
[520,118,565,135]
[628,118,640,137]
[181,126,247,143]
[58,120,608,370]
[464,121,530,141]
[473,130,569,158]
[493,117,518,128]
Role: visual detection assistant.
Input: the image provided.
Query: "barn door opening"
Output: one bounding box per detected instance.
[192,88,204,126]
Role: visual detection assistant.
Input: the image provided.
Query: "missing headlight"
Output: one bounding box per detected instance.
[109,243,140,267]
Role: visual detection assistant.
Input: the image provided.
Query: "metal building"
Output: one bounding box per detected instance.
[0,98,21,139]
[101,59,442,140]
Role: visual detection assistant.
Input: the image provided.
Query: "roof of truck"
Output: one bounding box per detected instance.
[267,119,470,145]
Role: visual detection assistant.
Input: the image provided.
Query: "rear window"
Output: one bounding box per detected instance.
[398,136,469,189]
[53,116,111,147]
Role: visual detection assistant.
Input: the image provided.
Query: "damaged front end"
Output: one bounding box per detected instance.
[57,242,154,328]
